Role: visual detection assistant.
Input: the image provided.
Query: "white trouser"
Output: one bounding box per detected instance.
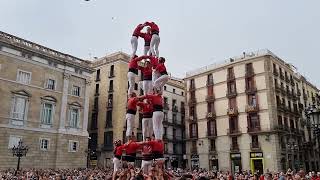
[141,160,152,174]
[144,46,150,56]
[126,113,135,137]
[113,157,121,172]
[150,34,160,57]
[142,117,153,140]
[152,111,164,140]
[153,74,169,92]
[131,36,138,57]
[152,71,160,84]
[143,80,153,95]
[127,72,136,95]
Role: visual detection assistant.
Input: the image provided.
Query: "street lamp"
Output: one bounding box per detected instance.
[11,140,28,175]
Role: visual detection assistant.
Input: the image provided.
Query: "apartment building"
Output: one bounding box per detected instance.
[162,77,186,168]
[184,49,319,172]
[0,31,94,169]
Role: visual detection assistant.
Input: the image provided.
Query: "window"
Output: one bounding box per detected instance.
[94,97,99,110]
[109,80,114,92]
[17,70,31,84]
[248,95,257,106]
[41,103,53,125]
[40,138,49,151]
[210,139,216,151]
[229,117,238,131]
[173,88,176,93]
[134,83,138,90]
[8,136,22,149]
[46,79,55,90]
[208,120,216,136]
[69,108,79,128]
[164,127,167,136]
[164,97,168,104]
[164,86,167,91]
[273,63,277,72]
[95,84,99,95]
[228,82,236,93]
[164,143,168,153]
[248,113,260,129]
[246,78,254,90]
[227,67,234,79]
[172,114,177,123]
[252,135,258,146]
[110,65,115,77]
[104,131,113,148]
[232,137,238,146]
[190,79,195,89]
[91,113,98,130]
[72,86,81,96]
[96,69,100,81]
[246,63,253,73]
[68,140,78,152]
[11,96,28,123]
[106,110,112,128]
[89,133,98,150]
[181,92,184,96]
[172,99,177,108]
[190,123,197,138]
[173,144,177,154]
[207,74,213,85]
[108,94,113,107]
[137,133,143,141]
[229,98,237,109]
[173,129,176,139]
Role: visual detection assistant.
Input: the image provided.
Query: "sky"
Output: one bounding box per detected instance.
[0,0,319,87]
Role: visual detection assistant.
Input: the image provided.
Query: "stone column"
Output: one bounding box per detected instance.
[82,79,91,133]
[59,73,70,129]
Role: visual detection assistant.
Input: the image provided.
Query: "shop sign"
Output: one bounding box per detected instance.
[250,152,263,158]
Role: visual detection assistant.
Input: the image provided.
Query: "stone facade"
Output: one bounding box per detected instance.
[162,78,186,168]
[0,31,94,169]
[184,50,319,172]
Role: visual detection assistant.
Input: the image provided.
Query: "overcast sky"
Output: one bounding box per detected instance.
[0,0,319,87]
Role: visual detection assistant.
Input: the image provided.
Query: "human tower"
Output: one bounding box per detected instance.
[113,21,169,175]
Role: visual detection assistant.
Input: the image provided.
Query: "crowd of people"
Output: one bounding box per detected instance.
[1,167,320,180]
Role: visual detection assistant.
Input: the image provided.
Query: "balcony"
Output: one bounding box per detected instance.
[274,125,286,132]
[188,115,197,122]
[172,105,178,112]
[227,128,241,136]
[206,112,216,119]
[297,90,301,97]
[247,126,261,134]
[227,108,239,116]
[246,104,259,113]
[290,79,295,86]
[230,144,240,152]
[164,103,169,110]
[287,90,292,99]
[285,76,290,83]
[273,69,279,76]
[227,75,235,82]
[206,95,215,102]
[303,93,308,100]
[226,91,237,98]
[206,80,214,86]
[245,70,255,78]
[280,86,286,96]
[277,103,285,112]
[189,85,196,92]
[207,131,217,138]
[245,86,257,95]
[190,147,198,154]
[275,84,281,93]
[109,72,115,78]
[280,73,284,80]
[250,142,261,151]
[188,98,197,106]
[292,92,298,101]
[181,107,185,114]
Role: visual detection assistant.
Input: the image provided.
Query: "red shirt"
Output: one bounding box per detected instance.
[139,33,152,46]
[145,22,159,33]
[128,56,144,70]
[124,141,140,154]
[148,56,159,69]
[141,143,152,155]
[145,94,163,111]
[133,24,144,36]
[137,102,153,118]
[155,63,167,75]
[114,145,124,156]
[138,65,152,80]
[146,140,164,153]
[127,97,138,114]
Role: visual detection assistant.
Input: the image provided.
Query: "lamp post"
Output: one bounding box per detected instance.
[11,140,28,175]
